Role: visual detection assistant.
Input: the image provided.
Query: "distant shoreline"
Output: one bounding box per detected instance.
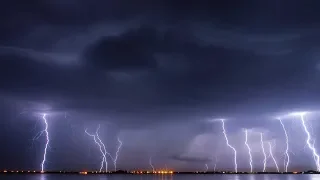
[0,170,318,175]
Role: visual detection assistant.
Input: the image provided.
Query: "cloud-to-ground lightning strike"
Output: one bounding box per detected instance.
[40,114,50,173]
[213,153,218,172]
[220,119,238,173]
[85,127,108,172]
[268,142,279,172]
[113,137,123,171]
[298,113,320,171]
[95,125,111,172]
[149,156,155,172]
[279,118,290,172]
[205,164,208,172]
[244,129,253,173]
[260,133,267,172]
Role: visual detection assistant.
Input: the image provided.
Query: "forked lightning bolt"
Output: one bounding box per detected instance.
[113,137,123,171]
[260,133,267,172]
[149,156,155,172]
[85,127,108,172]
[268,142,279,172]
[299,113,320,171]
[95,125,111,172]
[40,114,50,173]
[220,119,238,173]
[244,129,253,173]
[279,118,290,172]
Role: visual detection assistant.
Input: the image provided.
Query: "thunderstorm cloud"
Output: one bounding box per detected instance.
[1,0,320,172]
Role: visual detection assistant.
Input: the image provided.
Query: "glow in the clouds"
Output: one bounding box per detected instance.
[268,142,279,172]
[220,119,238,173]
[244,129,253,173]
[113,137,123,171]
[299,113,320,171]
[279,118,290,172]
[149,156,155,172]
[85,127,108,172]
[260,133,267,172]
[40,114,50,173]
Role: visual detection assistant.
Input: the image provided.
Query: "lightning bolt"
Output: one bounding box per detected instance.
[205,164,208,172]
[220,119,237,173]
[149,156,155,172]
[260,133,267,172]
[40,114,50,173]
[95,125,111,172]
[244,129,253,173]
[279,118,290,172]
[85,126,108,172]
[214,154,218,172]
[113,137,123,171]
[299,114,320,171]
[268,141,279,172]
[312,140,317,165]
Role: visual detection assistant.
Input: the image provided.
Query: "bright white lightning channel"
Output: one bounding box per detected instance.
[244,129,253,173]
[279,118,290,172]
[205,164,208,172]
[299,113,320,171]
[40,114,50,173]
[268,142,279,172]
[220,119,238,173]
[113,137,123,171]
[95,125,111,172]
[85,126,108,172]
[260,133,267,172]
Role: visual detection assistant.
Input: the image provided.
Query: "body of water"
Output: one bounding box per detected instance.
[0,174,320,180]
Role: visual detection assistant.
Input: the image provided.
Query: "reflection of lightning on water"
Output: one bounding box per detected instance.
[268,141,279,172]
[279,118,290,172]
[260,133,267,172]
[244,129,253,173]
[220,119,238,173]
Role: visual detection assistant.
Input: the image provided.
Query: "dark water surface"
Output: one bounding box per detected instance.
[0,174,320,180]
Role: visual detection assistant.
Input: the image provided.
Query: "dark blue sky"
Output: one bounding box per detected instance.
[1,0,320,172]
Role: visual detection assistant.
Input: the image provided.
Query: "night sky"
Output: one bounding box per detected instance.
[1,0,320,173]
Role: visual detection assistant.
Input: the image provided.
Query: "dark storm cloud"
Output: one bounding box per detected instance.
[2,0,320,171]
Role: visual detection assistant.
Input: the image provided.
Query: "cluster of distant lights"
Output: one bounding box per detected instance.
[0,170,305,175]
[16,111,320,173]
